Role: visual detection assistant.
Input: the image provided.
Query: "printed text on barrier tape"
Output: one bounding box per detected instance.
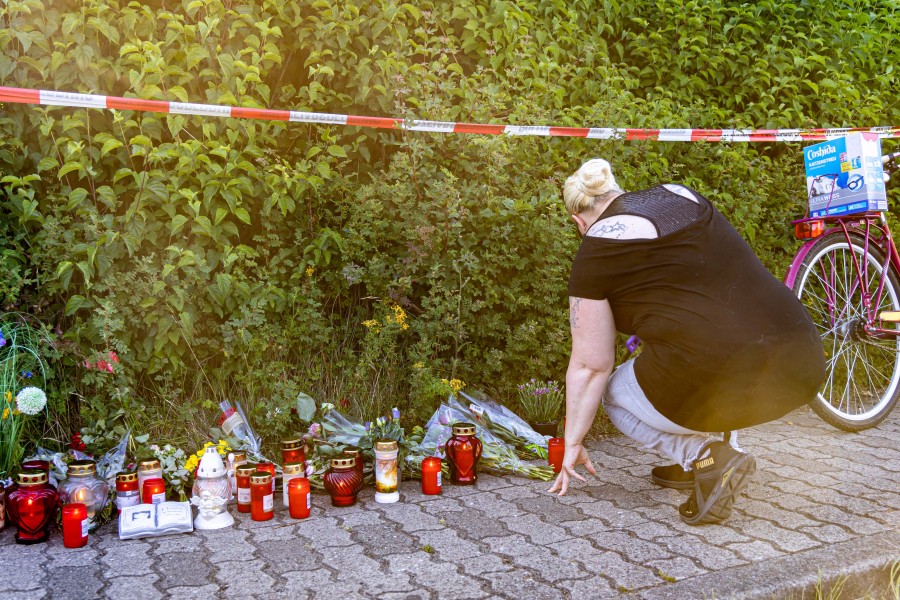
[1,86,898,142]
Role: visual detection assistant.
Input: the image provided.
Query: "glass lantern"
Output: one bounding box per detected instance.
[58,460,110,532]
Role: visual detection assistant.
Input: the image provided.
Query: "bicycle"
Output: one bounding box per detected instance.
[785,150,900,431]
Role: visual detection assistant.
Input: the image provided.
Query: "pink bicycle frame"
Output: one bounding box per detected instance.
[784,212,900,338]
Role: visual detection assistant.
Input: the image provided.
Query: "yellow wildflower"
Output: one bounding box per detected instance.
[402,323,409,330]
[12,409,20,416]
[413,362,424,369]
[306,266,315,277]
[449,379,465,392]
[4,390,11,402]
[2,407,8,420]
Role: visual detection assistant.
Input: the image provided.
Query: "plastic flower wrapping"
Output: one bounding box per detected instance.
[411,400,555,482]
[216,399,272,465]
[453,390,550,459]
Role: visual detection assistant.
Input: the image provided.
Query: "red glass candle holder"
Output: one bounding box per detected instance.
[281,439,306,465]
[249,472,274,521]
[421,457,442,495]
[548,437,565,474]
[142,478,166,505]
[235,464,256,513]
[323,457,363,507]
[288,477,311,519]
[257,461,276,493]
[445,423,482,485]
[342,448,364,481]
[7,470,58,544]
[62,503,88,548]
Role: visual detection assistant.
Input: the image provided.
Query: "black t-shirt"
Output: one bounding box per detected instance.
[568,185,826,431]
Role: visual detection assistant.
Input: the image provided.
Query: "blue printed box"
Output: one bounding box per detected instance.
[804,132,887,217]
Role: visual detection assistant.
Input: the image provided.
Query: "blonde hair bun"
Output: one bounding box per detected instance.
[576,158,617,196]
[562,158,620,214]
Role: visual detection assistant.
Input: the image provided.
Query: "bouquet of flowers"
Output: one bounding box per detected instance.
[450,390,550,459]
[215,399,272,464]
[417,403,554,481]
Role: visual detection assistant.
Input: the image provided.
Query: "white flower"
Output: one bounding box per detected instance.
[15,386,47,415]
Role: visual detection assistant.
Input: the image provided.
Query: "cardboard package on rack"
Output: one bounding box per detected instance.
[805,132,887,217]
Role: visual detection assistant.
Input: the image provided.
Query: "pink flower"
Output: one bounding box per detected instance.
[97,360,109,372]
[106,363,114,373]
[109,351,119,363]
[83,360,92,369]
[308,423,322,437]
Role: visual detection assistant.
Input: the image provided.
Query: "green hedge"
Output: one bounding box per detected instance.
[1,0,898,447]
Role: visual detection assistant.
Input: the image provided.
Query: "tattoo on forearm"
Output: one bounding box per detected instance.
[570,298,582,329]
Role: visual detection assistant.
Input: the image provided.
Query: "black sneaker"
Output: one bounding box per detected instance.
[678,441,756,526]
[651,464,695,490]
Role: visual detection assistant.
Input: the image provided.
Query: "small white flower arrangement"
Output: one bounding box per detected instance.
[15,386,47,416]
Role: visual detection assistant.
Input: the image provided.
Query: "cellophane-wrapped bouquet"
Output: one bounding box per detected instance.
[414,402,554,482]
[451,390,550,459]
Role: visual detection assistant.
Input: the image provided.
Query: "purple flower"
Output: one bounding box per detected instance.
[0,331,5,347]
[308,422,322,437]
[391,407,400,420]
[365,421,372,431]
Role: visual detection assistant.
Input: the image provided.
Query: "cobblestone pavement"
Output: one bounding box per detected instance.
[2,406,899,599]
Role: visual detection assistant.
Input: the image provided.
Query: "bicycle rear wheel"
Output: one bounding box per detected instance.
[791,231,900,431]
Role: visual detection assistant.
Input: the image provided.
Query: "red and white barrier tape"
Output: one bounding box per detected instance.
[2,86,898,142]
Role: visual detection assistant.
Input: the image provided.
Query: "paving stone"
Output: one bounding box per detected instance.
[150,534,204,555]
[440,507,510,538]
[458,491,523,518]
[254,538,322,574]
[199,528,253,562]
[652,534,747,571]
[554,575,621,599]
[726,540,787,561]
[389,551,489,598]
[482,534,585,582]
[350,523,421,555]
[45,544,101,568]
[499,513,572,544]
[215,559,276,597]
[164,584,222,599]
[46,565,103,600]
[644,556,707,582]
[550,538,659,590]
[154,550,214,589]
[380,503,447,532]
[483,569,565,599]
[280,568,361,599]
[104,575,162,600]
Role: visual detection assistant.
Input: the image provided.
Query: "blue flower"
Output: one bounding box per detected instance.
[365,421,372,431]
[0,331,5,347]
[391,407,400,420]
[21,371,33,379]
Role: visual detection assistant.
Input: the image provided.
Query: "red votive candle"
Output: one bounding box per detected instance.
[62,503,88,548]
[235,464,256,513]
[421,457,442,495]
[257,461,276,493]
[288,477,311,519]
[281,439,306,465]
[548,438,565,473]
[250,472,274,521]
[141,478,166,505]
[115,472,140,515]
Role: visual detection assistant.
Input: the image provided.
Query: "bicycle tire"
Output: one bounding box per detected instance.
[791,231,900,431]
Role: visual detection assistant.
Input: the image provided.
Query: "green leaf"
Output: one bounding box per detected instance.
[327,145,347,158]
[296,392,316,422]
[100,138,124,156]
[234,207,251,225]
[65,295,88,316]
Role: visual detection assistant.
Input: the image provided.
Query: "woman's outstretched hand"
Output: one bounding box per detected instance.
[547,442,597,496]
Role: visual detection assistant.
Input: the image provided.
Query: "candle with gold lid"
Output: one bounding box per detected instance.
[281,439,305,465]
[342,448,364,481]
[115,472,140,514]
[282,462,304,508]
[249,472,274,521]
[137,459,163,502]
[7,470,57,544]
[235,464,256,513]
[323,457,363,507]
[445,423,482,485]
